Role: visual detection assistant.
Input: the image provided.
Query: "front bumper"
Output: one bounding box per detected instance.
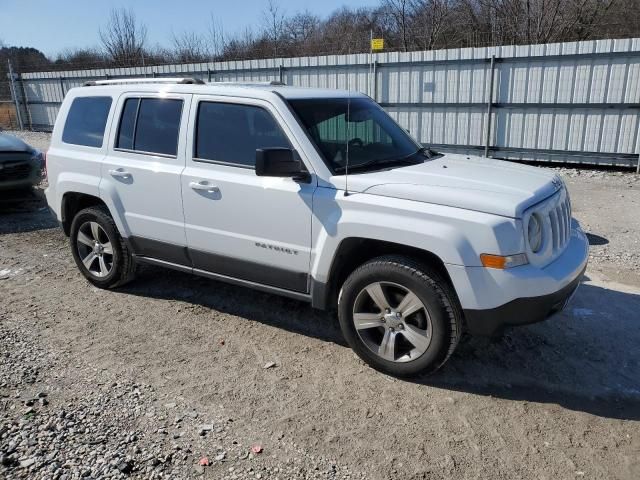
[448,222,589,336]
[463,264,585,335]
[0,162,42,191]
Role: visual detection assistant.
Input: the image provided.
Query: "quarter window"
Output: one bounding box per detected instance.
[62,96,112,148]
[195,102,291,167]
[116,98,183,156]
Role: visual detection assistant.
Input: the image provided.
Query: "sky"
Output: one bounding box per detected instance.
[0,0,378,58]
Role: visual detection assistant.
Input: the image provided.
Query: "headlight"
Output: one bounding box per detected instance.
[527,214,543,253]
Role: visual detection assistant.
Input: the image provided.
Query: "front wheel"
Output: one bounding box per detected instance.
[69,206,136,288]
[338,255,462,377]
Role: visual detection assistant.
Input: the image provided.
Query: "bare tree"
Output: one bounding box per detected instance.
[383,0,413,51]
[262,0,286,57]
[409,0,455,49]
[54,48,104,67]
[99,8,147,67]
[208,15,227,60]
[171,31,207,62]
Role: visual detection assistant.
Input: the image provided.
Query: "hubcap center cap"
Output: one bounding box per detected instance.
[384,311,403,329]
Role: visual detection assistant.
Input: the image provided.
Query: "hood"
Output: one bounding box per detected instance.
[331,154,561,218]
[0,133,33,154]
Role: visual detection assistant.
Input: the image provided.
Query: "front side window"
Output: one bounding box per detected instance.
[289,97,432,174]
[62,96,112,148]
[195,102,291,167]
[116,98,183,156]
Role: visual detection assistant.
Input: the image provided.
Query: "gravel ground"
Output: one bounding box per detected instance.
[1,131,639,479]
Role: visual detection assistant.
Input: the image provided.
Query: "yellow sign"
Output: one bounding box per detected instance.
[371,38,384,51]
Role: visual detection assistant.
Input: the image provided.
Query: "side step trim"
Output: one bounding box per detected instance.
[134,255,312,303]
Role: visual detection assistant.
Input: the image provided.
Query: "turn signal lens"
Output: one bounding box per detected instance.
[480,253,528,269]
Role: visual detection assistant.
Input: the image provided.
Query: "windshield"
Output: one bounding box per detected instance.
[288,97,433,174]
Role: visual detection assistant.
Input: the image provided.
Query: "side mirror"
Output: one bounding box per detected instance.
[255,148,309,181]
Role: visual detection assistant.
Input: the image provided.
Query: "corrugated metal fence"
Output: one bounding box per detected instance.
[9,38,640,168]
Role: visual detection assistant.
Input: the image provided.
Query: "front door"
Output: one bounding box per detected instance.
[181,95,315,292]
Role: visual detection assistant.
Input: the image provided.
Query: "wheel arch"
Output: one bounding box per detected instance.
[311,237,454,310]
[61,192,108,236]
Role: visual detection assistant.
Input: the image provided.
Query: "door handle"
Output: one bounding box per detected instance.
[109,168,131,178]
[189,181,220,193]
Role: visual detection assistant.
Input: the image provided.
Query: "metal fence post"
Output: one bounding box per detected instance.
[373,60,378,102]
[278,64,284,84]
[484,55,496,158]
[18,74,33,130]
[7,60,24,130]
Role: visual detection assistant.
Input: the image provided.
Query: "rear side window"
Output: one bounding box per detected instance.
[195,102,290,167]
[62,96,112,147]
[116,98,183,156]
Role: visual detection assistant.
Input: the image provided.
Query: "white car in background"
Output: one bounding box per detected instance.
[44,78,588,376]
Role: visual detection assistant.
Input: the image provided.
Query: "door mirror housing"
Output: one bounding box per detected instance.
[255,148,309,181]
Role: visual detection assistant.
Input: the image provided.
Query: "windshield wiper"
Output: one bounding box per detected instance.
[334,157,420,173]
[334,148,426,173]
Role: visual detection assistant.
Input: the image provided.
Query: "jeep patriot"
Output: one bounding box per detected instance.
[45,78,589,376]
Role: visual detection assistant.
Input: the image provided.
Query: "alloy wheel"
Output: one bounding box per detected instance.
[352,281,433,363]
[76,221,114,278]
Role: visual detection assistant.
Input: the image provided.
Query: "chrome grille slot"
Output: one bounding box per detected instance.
[549,208,559,251]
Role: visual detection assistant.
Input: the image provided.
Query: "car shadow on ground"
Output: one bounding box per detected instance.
[122,266,640,421]
[0,187,58,234]
[586,232,609,246]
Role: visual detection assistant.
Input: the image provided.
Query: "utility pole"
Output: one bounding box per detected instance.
[7,60,24,131]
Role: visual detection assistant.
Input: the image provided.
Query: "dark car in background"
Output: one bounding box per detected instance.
[0,131,44,192]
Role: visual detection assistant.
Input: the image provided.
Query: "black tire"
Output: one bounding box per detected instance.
[69,205,136,288]
[338,255,462,377]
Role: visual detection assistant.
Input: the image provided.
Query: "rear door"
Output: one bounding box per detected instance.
[101,92,192,264]
[180,95,315,292]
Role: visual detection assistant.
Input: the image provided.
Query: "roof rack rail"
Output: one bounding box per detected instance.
[210,80,286,86]
[83,77,205,87]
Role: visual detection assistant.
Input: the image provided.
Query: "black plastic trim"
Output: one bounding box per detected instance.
[463,266,586,336]
[128,236,308,294]
[310,278,329,310]
[190,249,308,293]
[128,236,191,266]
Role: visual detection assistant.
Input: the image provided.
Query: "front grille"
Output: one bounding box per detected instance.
[0,162,32,182]
[526,186,572,266]
[548,192,571,253]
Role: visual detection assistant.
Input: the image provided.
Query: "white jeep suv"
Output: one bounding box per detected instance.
[45,78,589,376]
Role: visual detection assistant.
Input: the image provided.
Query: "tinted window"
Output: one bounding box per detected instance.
[195,102,290,167]
[62,96,112,147]
[116,98,138,150]
[116,98,183,156]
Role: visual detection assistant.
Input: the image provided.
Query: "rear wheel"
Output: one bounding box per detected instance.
[69,206,136,288]
[338,255,462,377]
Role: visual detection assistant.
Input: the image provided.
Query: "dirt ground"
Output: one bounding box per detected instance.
[1,131,639,479]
